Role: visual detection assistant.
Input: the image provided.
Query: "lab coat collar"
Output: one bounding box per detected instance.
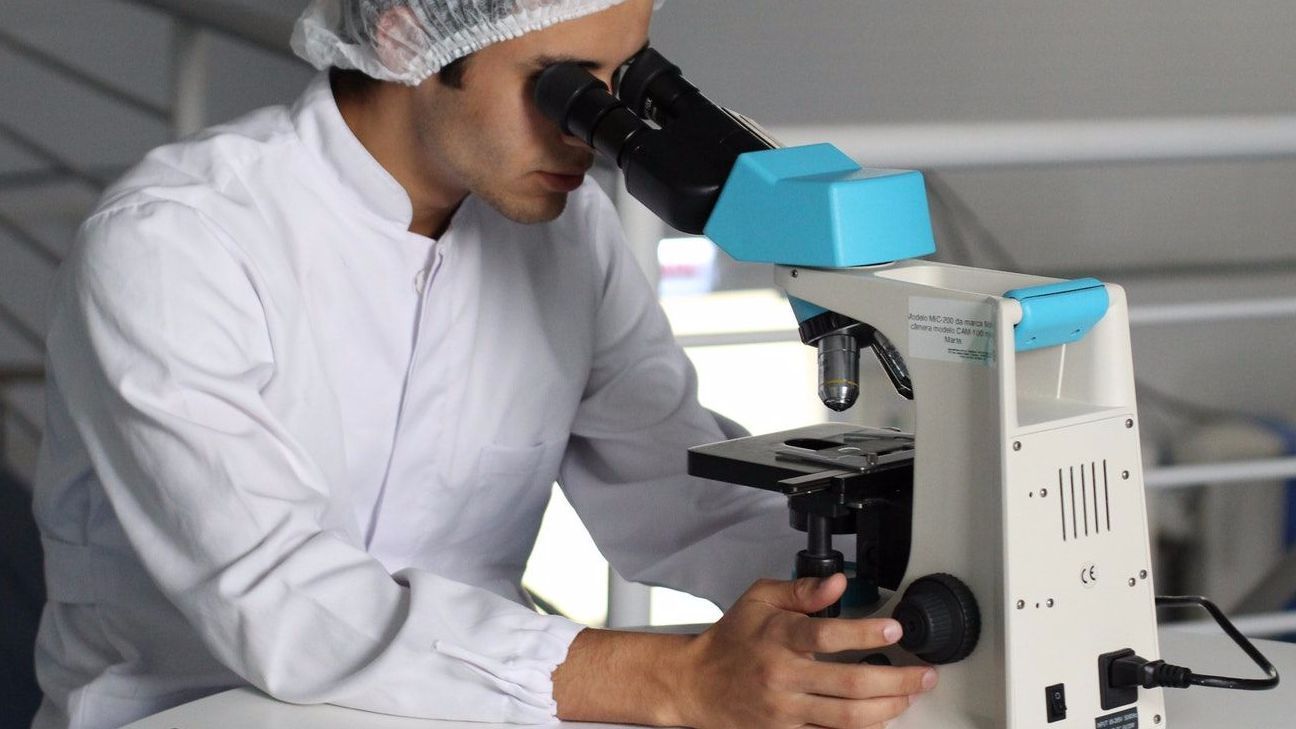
[292,73,415,229]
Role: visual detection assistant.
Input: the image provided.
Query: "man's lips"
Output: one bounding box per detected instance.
[536,170,587,192]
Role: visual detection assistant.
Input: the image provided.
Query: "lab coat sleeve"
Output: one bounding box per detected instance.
[50,200,584,722]
[558,192,806,610]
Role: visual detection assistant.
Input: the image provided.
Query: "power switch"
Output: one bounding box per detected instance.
[1045,683,1067,723]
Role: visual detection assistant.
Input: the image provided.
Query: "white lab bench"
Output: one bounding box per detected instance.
[124,628,1296,729]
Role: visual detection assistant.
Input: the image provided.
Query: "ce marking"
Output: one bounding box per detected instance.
[1080,564,1098,588]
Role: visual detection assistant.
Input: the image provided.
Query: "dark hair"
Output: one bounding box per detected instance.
[329,54,472,105]
[436,54,471,89]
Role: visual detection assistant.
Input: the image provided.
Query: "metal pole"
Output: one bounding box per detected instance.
[772,115,1296,170]
[0,27,169,120]
[1144,457,1296,491]
[0,166,126,191]
[124,0,298,60]
[0,210,61,266]
[0,304,44,353]
[0,120,110,190]
[1174,611,1296,638]
[676,330,798,349]
[170,21,210,139]
[606,566,652,628]
[1128,297,1296,327]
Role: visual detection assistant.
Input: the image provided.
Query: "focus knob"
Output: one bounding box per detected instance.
[891,573,980,664]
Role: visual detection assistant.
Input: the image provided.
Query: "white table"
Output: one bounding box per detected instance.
[124,628,1296,729]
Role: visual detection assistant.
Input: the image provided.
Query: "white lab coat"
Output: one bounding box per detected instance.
[30,74,802,729]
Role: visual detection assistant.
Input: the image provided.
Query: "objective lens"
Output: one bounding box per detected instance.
[817,333,860,412]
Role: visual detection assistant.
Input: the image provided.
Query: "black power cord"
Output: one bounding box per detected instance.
[1110,595,1280,692]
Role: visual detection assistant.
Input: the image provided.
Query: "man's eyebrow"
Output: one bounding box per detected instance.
[531,55,601,70]
[531,43,647,71]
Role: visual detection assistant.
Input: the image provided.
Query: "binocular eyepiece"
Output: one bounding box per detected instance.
[534,47,699,167]
[533,47,772,234]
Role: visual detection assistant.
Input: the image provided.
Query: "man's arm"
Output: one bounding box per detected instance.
[50,200,585,721]
[554,574,936,729]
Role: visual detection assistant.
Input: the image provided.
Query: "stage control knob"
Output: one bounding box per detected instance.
[891,573,981,664]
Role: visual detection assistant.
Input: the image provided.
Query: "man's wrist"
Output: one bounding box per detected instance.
[553,627,698,726]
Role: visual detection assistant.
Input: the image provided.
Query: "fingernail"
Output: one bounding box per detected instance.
[883,621,902,642]
[921,669,938,690]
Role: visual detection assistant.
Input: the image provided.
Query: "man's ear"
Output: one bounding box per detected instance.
[372,6,423,76]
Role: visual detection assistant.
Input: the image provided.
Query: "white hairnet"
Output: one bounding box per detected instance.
[291,0,641,86]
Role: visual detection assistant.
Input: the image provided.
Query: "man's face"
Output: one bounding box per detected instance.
[410,0,654,225]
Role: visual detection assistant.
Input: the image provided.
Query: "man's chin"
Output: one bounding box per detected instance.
[484,190,570,225]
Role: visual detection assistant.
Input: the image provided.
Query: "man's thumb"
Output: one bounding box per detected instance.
[752,573,847,614]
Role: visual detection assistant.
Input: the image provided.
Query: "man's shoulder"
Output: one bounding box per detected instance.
[91,103,301,222]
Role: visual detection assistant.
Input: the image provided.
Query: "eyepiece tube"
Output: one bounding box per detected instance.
[616,47,697,124]
[534,63,649,168]
[817,333,860,412]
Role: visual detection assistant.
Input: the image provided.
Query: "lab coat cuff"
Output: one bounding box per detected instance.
[431,614,587,722]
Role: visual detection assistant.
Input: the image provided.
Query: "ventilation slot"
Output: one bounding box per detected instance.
[1058,461,1112,541]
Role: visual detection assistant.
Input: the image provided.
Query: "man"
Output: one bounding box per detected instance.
[31,2,935,728]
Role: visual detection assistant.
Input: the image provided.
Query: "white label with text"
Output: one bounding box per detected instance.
[907,297,996,366]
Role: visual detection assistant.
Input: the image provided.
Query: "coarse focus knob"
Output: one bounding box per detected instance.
[891,573,980,664]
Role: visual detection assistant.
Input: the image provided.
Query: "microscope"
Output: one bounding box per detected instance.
[535,48,1277,728]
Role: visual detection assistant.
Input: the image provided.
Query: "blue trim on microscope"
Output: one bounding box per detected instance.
[703,144,936,268]
[1003,278,1110,352]
[789,296,828,323]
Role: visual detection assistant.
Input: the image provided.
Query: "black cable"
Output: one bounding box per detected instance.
[1110,595,1279,692]
[1157,595,1279,690]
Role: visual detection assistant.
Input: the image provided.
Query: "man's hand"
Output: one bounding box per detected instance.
[553,574,936,729]
[674,574,935,729]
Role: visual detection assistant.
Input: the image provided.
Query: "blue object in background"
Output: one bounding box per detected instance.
[1004,278,1110,352]
[1248,418,1296,613]
[704,143,936,268]
[0,468,44,729]
[1256,420,1296,545]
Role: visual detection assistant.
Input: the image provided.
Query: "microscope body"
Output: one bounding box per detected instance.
[687,123,1169,728]
[778,260,1165,728]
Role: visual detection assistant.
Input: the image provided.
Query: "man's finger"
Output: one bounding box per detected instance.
[745,574,847,615]
[796,660,937,700]
[796,693,912,729]
[785,615,903,654]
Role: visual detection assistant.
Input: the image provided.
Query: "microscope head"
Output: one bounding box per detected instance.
[535,47,932,411]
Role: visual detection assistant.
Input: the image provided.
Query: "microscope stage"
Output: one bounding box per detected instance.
[688,423,915,494]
